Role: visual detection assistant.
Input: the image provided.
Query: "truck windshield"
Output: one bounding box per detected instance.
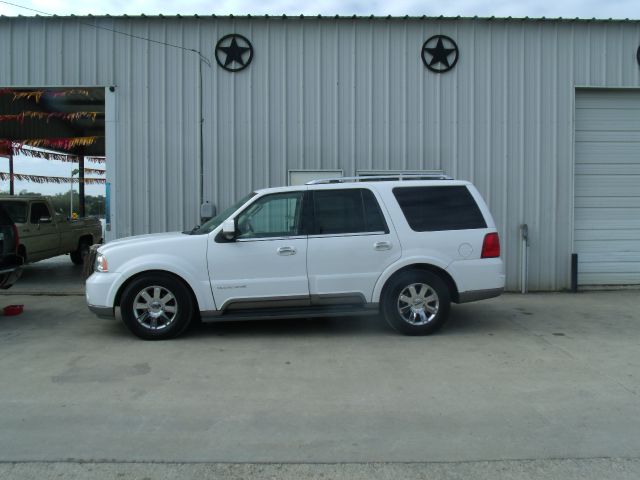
[191,192,256,234]
[0,201,28,223]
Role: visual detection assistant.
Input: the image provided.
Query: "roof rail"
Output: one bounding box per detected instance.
[305,172,453,185]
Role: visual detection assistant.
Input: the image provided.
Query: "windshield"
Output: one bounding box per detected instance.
[0,201,28,223]
[192,192,256,234]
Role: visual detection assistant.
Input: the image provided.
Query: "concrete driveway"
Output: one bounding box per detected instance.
[0,289,639,479]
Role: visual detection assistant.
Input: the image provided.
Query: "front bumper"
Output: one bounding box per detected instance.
[86,271,121,319]
[88,304,115,319]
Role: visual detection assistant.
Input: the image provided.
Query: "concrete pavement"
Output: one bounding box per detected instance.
[0,290,639,478]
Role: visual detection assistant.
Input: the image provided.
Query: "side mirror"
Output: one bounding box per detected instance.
[221,218,236,240]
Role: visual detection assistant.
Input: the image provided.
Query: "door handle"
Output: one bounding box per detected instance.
[374,241,392,251]
[277,246,297,256]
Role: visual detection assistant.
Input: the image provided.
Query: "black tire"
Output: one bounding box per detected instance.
[382,270,451,336]
[120,273,194,340]
[70,239,91,265]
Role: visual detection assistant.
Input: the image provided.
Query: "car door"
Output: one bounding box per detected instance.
[306,187,401,304]
[27,201,59,261]
[208,190,309,311]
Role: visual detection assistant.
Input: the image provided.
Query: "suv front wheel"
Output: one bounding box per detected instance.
[382,270,450,335]
[120,273,194,340]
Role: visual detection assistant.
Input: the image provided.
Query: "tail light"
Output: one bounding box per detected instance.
[481,232,500,258]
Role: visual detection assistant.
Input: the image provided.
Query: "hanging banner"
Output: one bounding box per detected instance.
[85,156,106,164]
[0,172,106,184]
[0,136,100,151]
[0,112,100,123]
[83,167,106,175]
[6,146,106,164]
[0,88,93,102]
[9,146,78,162]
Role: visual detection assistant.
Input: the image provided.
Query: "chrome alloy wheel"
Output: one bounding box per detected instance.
[397,283,439,326]
[133,285,178,331]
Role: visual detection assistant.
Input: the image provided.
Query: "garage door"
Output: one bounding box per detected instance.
[575,90,640,285]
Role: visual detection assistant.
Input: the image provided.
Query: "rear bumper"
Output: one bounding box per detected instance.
[457,287,504,303]
[88,304,115,319]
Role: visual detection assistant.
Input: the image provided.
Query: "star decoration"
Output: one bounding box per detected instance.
[425,38,455,68]
[215,34,254,72]
[421,35,459,73]
[218,38,249,67]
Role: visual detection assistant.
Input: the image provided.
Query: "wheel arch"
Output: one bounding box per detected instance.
[114,269,200,312]
[76,234,94,249]
[377,263,460,304]
[17,244,27,263]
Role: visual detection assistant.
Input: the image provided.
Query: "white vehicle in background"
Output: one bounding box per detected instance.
[86,175,505,340]
[0,196,103,265]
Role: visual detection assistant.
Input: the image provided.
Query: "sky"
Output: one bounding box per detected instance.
[1,0,638,196]
[0,0,639,18]
[0,156,105,196]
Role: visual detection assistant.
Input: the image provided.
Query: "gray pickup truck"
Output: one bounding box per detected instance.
[0,196,103,265]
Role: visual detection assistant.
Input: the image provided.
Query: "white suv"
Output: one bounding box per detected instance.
[86,175,505,339]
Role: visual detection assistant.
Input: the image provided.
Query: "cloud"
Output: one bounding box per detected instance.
[1,0,639,18]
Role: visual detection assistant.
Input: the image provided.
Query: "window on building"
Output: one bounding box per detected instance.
[288,170,343,186]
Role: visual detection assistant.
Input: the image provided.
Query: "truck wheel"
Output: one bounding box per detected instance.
[382,270,451,336]
[70,240,91,265]
[120,273,194,340]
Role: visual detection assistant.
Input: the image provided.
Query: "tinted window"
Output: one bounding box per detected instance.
[236,192,303,239]
[312,189,388,235]
[0,202,27,223]
[393,186,487,231]
[30,202,52,224]
[362,189,388,232]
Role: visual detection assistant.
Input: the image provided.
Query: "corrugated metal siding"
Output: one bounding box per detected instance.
[1,17,640,290]
[575,89,640,285]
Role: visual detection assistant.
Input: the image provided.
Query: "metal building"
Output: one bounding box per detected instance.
[1,14,640,290]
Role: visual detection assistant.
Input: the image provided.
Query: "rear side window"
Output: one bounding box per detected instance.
[312,189,388,235]
[0,202,27,223]
[393,186,487,232]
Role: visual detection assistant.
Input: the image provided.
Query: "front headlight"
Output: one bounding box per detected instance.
[94,253,108,272]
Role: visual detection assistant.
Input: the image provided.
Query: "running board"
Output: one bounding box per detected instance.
[200,303,379,323]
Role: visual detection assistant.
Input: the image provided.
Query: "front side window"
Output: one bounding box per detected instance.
[312,189,388,235]
[236,192,304,239]
[30,202,51,224]
[393,186,487,232]
[196,192,256,234]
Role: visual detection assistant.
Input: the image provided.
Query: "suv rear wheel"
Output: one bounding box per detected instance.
[120,273,194,340]
[382,270,450,335]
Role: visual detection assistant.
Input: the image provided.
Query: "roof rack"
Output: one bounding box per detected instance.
[305,172,453,185]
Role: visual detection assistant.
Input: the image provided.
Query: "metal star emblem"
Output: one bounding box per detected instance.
[421,35,459,73]
[215,34,254,72]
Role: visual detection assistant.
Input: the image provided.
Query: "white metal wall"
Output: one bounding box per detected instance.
[2,16,640,290]
[575,89,640,285]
